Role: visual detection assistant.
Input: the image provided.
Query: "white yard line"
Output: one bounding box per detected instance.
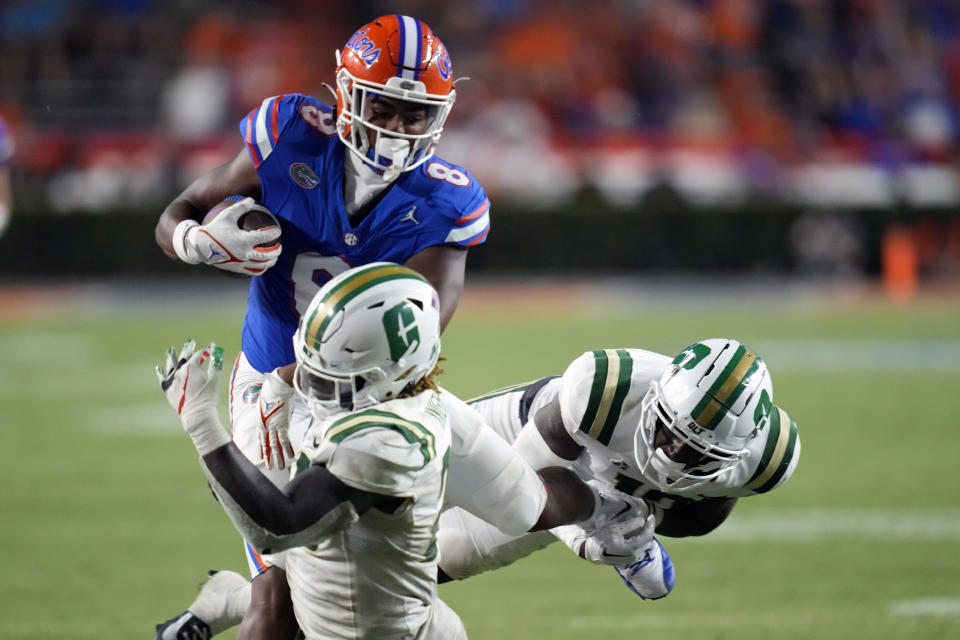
[890,597,960,617]
[701,509,960,542]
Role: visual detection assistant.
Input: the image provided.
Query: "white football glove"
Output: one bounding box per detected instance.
[156,339,232,455]
[553,481,655,565]
[173,197,281,275]
[257,368,295,470]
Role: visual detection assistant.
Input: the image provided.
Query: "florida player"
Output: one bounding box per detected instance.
[154,15,489,640]
[436,338,801,591]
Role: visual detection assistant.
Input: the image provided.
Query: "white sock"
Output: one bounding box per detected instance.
[186,572,251,635]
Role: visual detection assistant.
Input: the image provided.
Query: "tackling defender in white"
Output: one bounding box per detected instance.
[436,338,800,595]
[157,264,648,639]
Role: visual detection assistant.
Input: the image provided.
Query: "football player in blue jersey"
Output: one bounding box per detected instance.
[154,15,491,640]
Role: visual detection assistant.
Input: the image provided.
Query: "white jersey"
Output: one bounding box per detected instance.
[436,347,802,579]
[474,348,800,512]
[229,353,546,537]
[229,351,550,592]
[285,390,464,640]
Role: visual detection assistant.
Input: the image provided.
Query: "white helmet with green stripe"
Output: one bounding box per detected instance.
[634,338,774,491]
[293,262,441,415]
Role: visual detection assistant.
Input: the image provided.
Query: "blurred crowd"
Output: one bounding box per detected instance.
[1,0,960,213]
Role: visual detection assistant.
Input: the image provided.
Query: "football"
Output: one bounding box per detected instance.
[203,196,281,249]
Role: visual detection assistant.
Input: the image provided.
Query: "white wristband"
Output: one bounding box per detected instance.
[172,219,201,264]
[551,523,587,555]
[185,415,232,456]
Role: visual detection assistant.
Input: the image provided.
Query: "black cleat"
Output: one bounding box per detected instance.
[154,611,213,640]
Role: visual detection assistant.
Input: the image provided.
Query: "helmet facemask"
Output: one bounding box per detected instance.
[293,358,379,416]
[336,66,455,181]
[333,16,457,180]
[634,339,772,492]
[636,381,750,491]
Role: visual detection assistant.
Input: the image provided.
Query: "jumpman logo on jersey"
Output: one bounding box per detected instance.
[401,206,419,225]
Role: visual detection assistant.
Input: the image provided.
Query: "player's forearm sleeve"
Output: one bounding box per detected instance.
[199,444,358,554]
[445,421,547,536]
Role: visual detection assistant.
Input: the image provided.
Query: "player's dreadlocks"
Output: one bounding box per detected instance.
[403,357,446,397]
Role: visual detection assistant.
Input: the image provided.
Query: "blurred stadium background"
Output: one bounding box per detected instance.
[0,1,958,639]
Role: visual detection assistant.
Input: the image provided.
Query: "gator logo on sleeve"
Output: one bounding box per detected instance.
[289,163,320,189]
[241,383,262,405]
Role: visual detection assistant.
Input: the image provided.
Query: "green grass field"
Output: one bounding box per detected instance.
[1,279,958,639]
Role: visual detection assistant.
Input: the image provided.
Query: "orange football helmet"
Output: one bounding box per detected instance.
[335,15,456,178]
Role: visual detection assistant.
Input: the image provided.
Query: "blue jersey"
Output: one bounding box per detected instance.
[238,94,490,372]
